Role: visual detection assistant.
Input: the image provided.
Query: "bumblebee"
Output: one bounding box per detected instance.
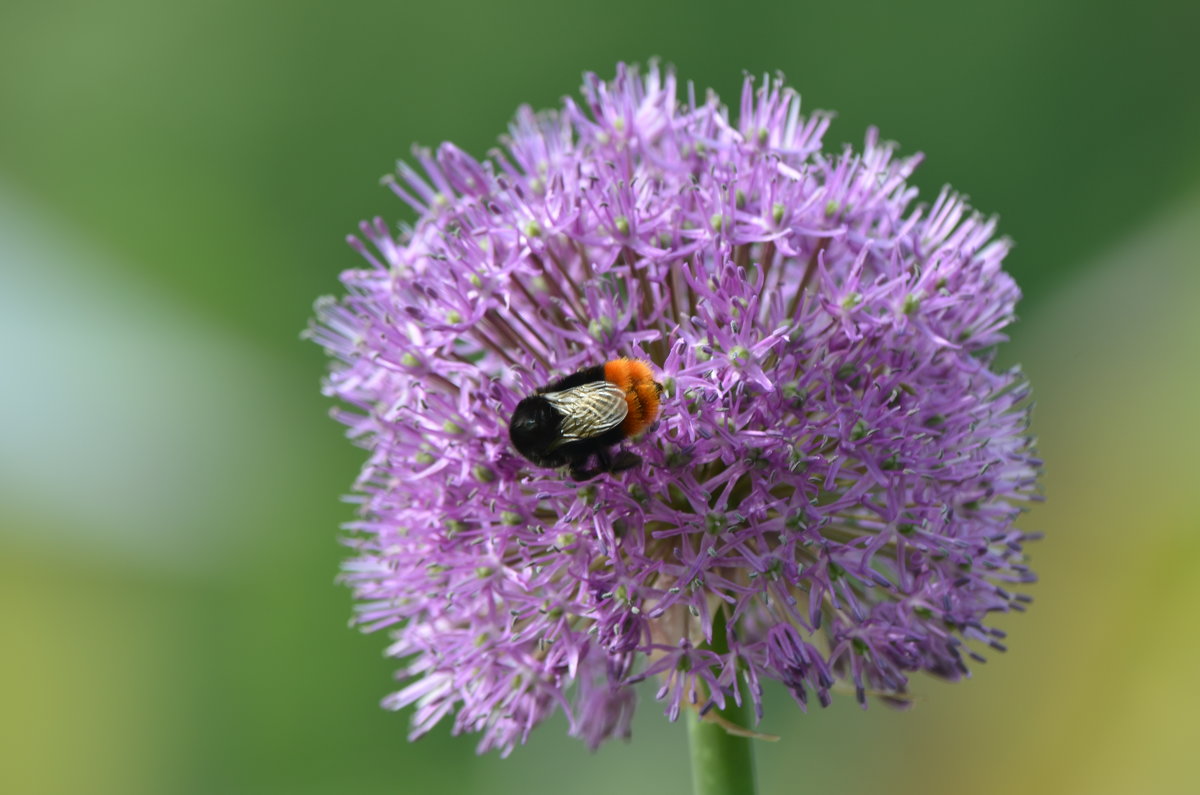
[509,358,664,481]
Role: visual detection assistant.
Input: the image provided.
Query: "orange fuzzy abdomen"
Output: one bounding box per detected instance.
[604,358,662,438]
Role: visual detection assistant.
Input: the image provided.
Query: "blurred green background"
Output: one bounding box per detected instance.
[2,1,1198,793]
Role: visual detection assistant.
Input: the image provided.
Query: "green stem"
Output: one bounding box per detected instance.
[686,608,757,795]
[686,698,757,795]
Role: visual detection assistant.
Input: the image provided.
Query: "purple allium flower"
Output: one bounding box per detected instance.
[309,63,1041,756]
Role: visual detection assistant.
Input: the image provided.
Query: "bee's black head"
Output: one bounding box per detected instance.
[508,396,564,466]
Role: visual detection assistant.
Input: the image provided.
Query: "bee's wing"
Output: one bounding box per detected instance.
[542,381,628,441]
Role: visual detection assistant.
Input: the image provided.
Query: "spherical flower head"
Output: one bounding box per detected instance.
[309,63,1041,756]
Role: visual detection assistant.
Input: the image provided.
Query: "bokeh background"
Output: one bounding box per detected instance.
[3,1,1198,793]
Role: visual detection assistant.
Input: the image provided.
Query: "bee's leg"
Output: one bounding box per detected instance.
[564,458,597,482]
[610,450,642,472]
[580,448,615,479]
[595,448,641,474]
[569,461,601,481]
[574,450,640,481]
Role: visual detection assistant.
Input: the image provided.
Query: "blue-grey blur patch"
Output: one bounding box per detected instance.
[0,185,311,579]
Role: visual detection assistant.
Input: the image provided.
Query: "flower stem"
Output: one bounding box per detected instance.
[686,699,757,795]
[686,608,757,795]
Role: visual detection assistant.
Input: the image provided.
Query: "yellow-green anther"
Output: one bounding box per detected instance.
[588,316,614,341]
[765,557,783,579]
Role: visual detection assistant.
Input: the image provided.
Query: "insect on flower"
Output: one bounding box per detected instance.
[509,357,664,480]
